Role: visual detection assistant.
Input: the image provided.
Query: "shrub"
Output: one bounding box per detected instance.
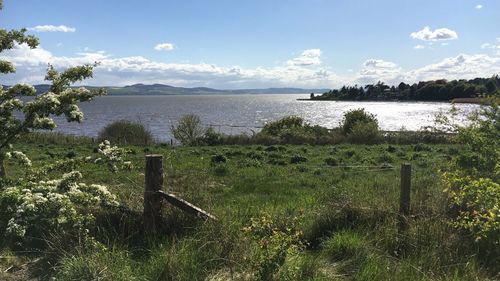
[444,173,500,246]
[201,127,223,146]
[171,114,205,146]
[442,101,500,263]
[260,116,305,136]
[98,120,154,145]
[246,151,264,160]
[386,145,397,153]
[377,152,394,163]
[346,122,382,144]
[290,155,308,164]
[242,213,305,280]
[413,143,432,152]
[324,157,338,166]
[340,108,379,135]
[257,116,333,145]
[210,154,227,165]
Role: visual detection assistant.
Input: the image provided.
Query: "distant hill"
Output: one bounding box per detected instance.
[22,84,328,96]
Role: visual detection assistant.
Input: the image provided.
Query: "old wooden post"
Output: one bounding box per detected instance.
[398,163,411,232]
[144,154,164,233]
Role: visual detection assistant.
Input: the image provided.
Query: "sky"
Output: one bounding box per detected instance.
[1,0,499,89]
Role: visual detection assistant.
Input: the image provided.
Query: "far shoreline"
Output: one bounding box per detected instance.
[297,97,495,104]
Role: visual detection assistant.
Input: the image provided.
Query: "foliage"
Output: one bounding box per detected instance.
[98,120,154,145]
[346,121,382,144]
[442,99,499,259]
[0,141,127,243]
[257,116,335,145]
[313,76,500,101]
[210,153,227,165]
[171,114,206,146]
[0,23,104,177]
[242,213,305,280]
[201,126,224,145]
[260,116,305,136]
[290,154,307,164]
[2,141,496,279]
[444,174,499,242]
[340,108,379,135]
[96,140,133,172]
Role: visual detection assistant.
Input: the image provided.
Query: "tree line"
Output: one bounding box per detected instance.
[311,76,500,101]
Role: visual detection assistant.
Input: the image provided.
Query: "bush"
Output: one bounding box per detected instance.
[290,155,308,164]
[210,163,229,176]
[98,120,154,145]
[171,114,205,146]
[338,109,382,144]
[201,127,224,146]
[340,108,379,134]
[257,116,334,145]
[210,154,227,165]
[442,101,500,265]
[260,116,305,136]
[324,157,338,166]
[346,122,382,144]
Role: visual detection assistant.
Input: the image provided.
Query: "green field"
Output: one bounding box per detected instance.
[1,139,496,281]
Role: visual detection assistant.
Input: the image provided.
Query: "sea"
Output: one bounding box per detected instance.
[48,94,481,142]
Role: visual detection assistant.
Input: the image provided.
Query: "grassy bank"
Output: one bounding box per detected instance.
[1,138,497,280]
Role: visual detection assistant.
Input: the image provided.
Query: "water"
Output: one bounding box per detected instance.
[49,94,480,142]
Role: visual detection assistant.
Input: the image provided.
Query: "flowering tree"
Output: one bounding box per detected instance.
[0,22,105,177]
[0,6,128,245]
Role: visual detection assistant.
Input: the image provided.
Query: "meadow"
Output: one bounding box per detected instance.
[1,135,496,280]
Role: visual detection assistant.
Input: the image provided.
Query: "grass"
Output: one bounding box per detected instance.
[1,138,498,280]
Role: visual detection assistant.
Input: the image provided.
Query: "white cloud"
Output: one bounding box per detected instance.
[287,49,322,66]
[154,43,174,51]
[355,53,500,85]
[414,45,425,49]
[0,44,337,88]
[2,44,499,89]
[410,26,458,41]
[476,4,483,9]
[356,59,404,84]
[408,54,500,81]
[482,43,493,49]
[27,25,76,33]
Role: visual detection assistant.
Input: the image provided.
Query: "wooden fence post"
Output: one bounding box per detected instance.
[144,154,164,233]
[398,163,411,232]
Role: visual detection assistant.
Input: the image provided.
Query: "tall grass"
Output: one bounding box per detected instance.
[2,143,497,280]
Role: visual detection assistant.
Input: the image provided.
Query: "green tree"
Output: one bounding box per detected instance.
[0,16,104,177]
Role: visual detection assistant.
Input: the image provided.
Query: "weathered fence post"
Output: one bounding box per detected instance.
[144,154,164,233]
[398,163,411,232]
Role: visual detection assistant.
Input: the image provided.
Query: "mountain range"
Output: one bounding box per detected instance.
[26,84,327,96]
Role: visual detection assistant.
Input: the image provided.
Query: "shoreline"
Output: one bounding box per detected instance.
[299,97,497,104]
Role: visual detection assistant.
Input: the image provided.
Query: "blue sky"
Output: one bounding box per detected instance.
[1,0,499,88]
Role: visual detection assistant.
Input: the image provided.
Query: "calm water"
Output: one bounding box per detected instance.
[49,94,480,142]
